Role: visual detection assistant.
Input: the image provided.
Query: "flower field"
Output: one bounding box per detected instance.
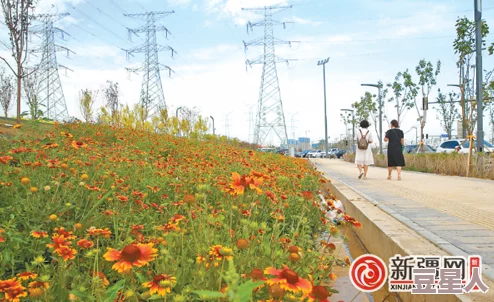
[0,122,361,301]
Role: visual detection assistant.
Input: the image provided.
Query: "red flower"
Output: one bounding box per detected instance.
[103,243,158,273]
[264,265,312,296]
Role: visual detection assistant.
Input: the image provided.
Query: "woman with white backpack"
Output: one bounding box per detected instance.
[355,120,374,180]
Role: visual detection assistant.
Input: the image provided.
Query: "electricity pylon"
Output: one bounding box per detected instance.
[124,11,176,119]
[242,4,296,147]
[30,14,74,121]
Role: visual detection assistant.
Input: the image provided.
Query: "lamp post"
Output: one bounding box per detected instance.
[210,116,215,135]
[361,83,383,154]
[341,109,355,151]
[318,57,330,158]
[474,0,484,152]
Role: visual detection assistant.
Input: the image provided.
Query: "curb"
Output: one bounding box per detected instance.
[326,167,494,284]
[309,159,494,302]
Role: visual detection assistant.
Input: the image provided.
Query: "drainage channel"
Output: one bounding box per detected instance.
[344,227,401,302]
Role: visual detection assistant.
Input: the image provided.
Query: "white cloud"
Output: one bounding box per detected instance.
[204,0,289,25]
[283,16,323,27]
[168,0,192,7]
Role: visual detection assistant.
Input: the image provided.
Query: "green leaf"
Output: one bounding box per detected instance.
[135,271,146,283]
[328,288,339,293]
[70,290,93,300]
[237,280,265,302]
[191,290,226,300]
[104,279,126,302]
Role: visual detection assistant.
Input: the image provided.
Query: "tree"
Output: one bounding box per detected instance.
[386,70,418,126]
[435,90,459,140]
[0,0,37,123]
[0,68,14,117]
[103,80,119,121]
[23,68,42,120]
[79,89,97,123]
[453,17,490,138]
[415,59,441,151]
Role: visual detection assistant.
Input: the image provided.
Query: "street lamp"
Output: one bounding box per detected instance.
[361,83,383,154]
[474,0,484,152]
[317,57,330,158]
[210,116,215,135]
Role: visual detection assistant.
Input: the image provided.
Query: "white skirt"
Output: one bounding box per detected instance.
[355,147,374,166]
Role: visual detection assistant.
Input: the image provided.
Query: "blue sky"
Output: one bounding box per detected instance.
[1,0,494,146]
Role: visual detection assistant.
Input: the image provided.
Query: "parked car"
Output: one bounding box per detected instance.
[295,150,309,158]
[307,150,322,158]
[436,139,494,154]
[334,149,346,159]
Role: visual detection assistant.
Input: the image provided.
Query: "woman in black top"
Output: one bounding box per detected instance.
[384,120,405,180]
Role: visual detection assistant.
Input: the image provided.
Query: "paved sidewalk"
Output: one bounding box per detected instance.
[311,158,494,277]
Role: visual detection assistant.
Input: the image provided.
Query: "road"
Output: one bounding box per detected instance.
[311,158,494,279]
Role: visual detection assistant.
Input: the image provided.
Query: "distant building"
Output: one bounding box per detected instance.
[298,137,310,150]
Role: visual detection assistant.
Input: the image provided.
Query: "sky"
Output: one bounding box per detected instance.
[0,0,494,147]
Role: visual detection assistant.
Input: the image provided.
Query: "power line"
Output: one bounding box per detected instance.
[71,6,129,43]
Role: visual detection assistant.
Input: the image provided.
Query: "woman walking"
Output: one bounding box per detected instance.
[355,120,374,180]
[384,120,405,180]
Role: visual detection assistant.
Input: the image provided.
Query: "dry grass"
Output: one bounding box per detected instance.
[0,116,54,139]
[344,152,494,180]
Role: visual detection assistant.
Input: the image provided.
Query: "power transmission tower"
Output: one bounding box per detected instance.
[124,11,176,119]
[242,4,296,147]
[30,14,74,121]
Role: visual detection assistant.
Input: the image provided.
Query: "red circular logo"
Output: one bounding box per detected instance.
[349,254,387,292]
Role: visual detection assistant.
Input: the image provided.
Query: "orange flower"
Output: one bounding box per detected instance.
[93,271,109,287]
[86,227,112,238]
[71,141,87,149]
[142,274,176,297]
[103,243,158,273]
[16,272,37,281]
[46,234,71,250]
[209,245,233,262]
[307,285,330,302]
[30,231,48,239]
[53,227,77,240]
[28,281,49,298]
[264,265,312,296]
[0,156,13,164]
[0,278,27,301]
[56,246,77,261]
[41,142,59,149]
[302,191,314,200]
[77,239,94,249]
[13,124,21,129]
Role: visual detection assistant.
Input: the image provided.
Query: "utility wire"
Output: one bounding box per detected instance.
[71,6,129,43]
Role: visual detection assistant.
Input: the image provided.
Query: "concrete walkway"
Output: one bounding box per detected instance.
[311,158,494,281]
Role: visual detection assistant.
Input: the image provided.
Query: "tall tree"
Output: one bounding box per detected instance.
[435,90,460,140]
[103,80,119,121]
[415,59,441,151]
[453,17,489,139]
[386,70,418,126]
[0,68,14,117]
[352,88,388,151]
[23,68,42,120]
[0,0,37,123]
[79,89,97,123]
